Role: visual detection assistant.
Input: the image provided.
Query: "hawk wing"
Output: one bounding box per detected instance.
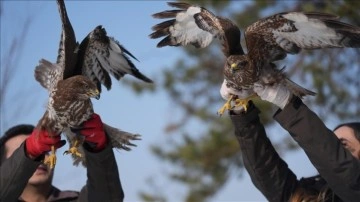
[76,25,153,93]
[150,2,244,57]
[34,59,64,92]
[55,0,78,80]
[34,0,78,92]
[33,1,142,167]
[244,12,360,62]
[35,0,152,95]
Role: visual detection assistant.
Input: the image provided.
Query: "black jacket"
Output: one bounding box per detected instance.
[0,142,124,202]
[230,98,360,202]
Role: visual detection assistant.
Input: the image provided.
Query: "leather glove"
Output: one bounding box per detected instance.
[25,129,65,158]
[73,113,108,152]
[253,82,291,109]
[220,79,254,112]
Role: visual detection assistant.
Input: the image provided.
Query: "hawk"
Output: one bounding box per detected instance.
[150,2,360,114]
[35,0,152,168]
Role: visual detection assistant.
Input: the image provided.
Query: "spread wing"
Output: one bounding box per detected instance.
[34,59,64,91]
[76,25,153,93]
[150,2,244,57]
[55,0,78,80]
[245,12,360,62]
[35,0,152,94]
[32,1,143,165]
[34,0,78,92]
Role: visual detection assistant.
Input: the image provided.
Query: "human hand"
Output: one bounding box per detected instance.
[25,129,65,159]
[220,79,254,111]
[253,82,291,109]
[72,113,108,152]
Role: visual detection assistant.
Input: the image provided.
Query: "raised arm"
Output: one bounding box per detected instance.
[253,81,360,201]
[75,114,124,202]
[0,143,40,201]
[77,143,124,202]
[274,96,360,201]
[230,102,298,201]
[0,128,64,201]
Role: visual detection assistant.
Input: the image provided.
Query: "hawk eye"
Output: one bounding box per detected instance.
[239,60,248,67]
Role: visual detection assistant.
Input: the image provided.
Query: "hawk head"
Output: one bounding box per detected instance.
[57,75,100,100]
[224,55,258,88]
[226,55,250,73]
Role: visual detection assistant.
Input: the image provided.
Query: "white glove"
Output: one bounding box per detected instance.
[220,80,254,100]
[220,79,254,111]
[253,82,291,109]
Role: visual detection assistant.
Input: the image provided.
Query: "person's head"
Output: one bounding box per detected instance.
[290,122,360,202]
[333,122,360,159]
[0,124,54,187]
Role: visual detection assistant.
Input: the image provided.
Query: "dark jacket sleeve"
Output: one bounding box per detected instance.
[274,96,360,202]
[0,143,40,201]
[230,103,298,202]
[77,143,124,202]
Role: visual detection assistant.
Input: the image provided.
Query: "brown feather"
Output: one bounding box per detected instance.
[151,19,176,32]
[56,0,78,80]
[152,10,184,19]
[167,2,192,10]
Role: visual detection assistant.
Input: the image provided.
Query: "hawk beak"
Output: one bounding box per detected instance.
[231,63,239,73]
[95,89,100,100]
[90,89,100,100]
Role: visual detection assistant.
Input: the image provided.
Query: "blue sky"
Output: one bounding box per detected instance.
[0,1,340,201]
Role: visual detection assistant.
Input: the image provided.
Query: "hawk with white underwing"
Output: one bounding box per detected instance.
[150,2,360,115]
[35,0,151,167]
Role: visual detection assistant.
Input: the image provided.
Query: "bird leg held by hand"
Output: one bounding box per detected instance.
[63,139,82,158]
[234,93,258,112]
[217,95,235,116]
[44,145,57,169]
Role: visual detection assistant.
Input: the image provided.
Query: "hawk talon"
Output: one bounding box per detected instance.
[217,95,235,116]
[44,145,57,169]
[63,140,82,158]
[234,99,249,112]
[63,148,82,157]
[234,93,259,112]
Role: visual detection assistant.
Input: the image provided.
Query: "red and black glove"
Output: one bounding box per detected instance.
[73,113,108,152]
[25,129,65,159]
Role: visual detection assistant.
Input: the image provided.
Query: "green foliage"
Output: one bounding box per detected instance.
[136,0,360,201]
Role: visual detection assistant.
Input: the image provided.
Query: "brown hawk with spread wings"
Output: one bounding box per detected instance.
[35,0,152,168]
[150,2,360,114]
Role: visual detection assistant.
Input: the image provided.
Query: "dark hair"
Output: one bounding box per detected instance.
[290,122,360,202]
[333,122,360,141]
[0,124,34,163]
[290,175,332,202]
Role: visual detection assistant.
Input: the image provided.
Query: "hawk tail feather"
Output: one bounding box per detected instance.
[263,65,316,98]
[103,123,142,151]
[64,123,141,167]
[285,78,316,98]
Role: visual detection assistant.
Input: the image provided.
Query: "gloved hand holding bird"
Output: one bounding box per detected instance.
[34,0,152,168]
[150,2,360,115]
